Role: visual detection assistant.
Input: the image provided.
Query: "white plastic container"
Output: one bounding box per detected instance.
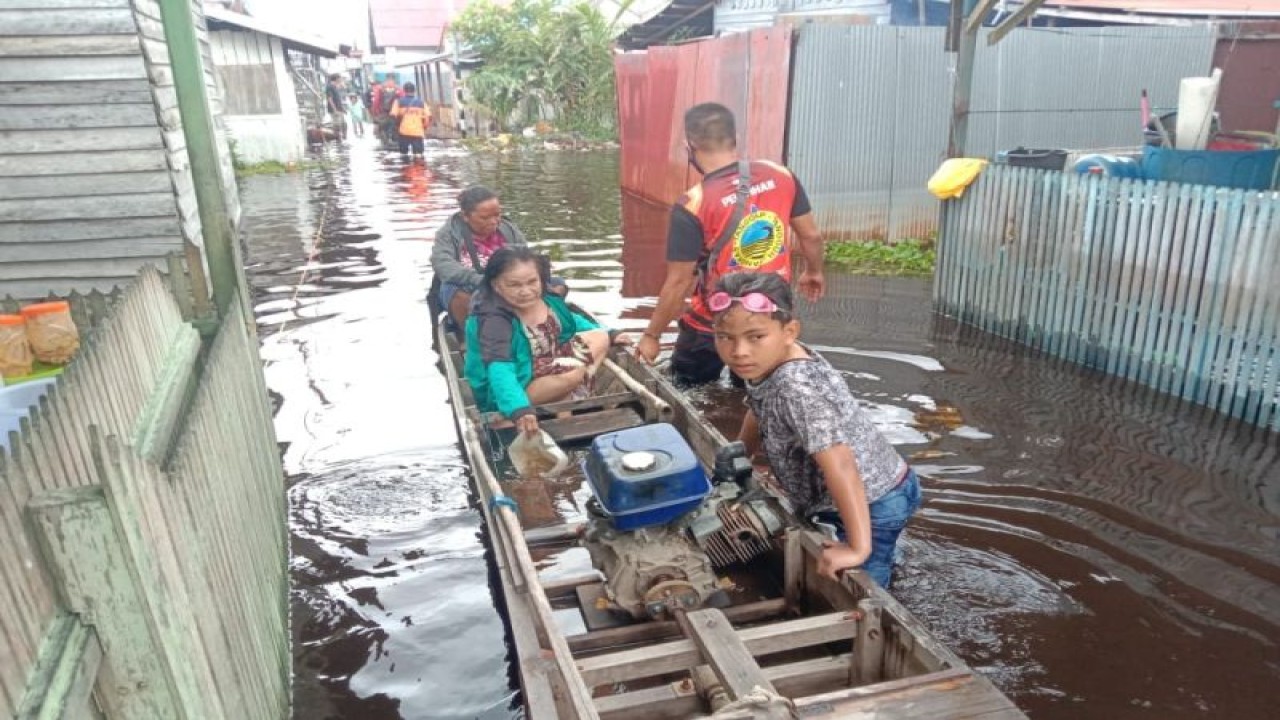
[1176,69,1222,150]
[0,377,57,454]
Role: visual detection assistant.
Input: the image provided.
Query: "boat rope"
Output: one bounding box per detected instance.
[489,495,519,512]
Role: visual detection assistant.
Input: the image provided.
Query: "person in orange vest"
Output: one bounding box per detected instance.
[390,82,429,157]
[635,102,826,386]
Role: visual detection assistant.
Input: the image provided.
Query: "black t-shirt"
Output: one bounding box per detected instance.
[326,83,346,112]
[666,162,812,262]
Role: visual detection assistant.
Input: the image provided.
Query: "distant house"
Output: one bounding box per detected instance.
[368,0,453,69]
[205,5,338,164]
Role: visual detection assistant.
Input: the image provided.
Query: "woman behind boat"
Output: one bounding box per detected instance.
[430,186,566,329]
[465,247,617,435]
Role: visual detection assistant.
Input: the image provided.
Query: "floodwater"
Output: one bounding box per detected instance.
[239,139,1280,720]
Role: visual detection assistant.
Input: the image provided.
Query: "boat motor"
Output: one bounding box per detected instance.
[581,426,787,620]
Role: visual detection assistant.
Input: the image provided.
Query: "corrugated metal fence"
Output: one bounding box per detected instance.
[1,267,287,717]
[787,24,1217,240]
[615,26,792,205]
[936,166,1280,431]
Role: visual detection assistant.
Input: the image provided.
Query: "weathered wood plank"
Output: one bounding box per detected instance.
[0,171,170,198]
[682,609,776,700]
[0,55,145,82]
[0,127,162,154]
[790,670,1025,719]
[0,256,169,282]
[0,0,129,8]
[0,103,158,130]
[0,79,152,106]
[0,216,179,243]
[0,34,138,56]
[541,407,645,444]
[0,237,180,263]
[0,193,175,223]
[568,598,789,655]
[26,486,183,718]
[577,611,855,687]
[0,9,137,35]
[853,598,885,685]
[596,653,854,720]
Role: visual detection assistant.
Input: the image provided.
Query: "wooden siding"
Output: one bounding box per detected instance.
[211,30,282,116]
[0,0,241,299]
[1,268,287,717]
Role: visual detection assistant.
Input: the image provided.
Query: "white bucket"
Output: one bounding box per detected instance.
[1176,69,1222,150]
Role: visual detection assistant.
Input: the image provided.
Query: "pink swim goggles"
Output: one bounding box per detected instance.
[707,291,779,314]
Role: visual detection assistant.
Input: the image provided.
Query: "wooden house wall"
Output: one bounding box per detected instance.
[0,0,240,300]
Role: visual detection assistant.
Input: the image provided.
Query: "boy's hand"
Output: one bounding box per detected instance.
[818,541,869,581]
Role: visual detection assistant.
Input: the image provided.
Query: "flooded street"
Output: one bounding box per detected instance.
[239,139,1279,719]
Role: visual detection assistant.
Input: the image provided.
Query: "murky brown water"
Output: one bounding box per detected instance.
[240,139,1280,719]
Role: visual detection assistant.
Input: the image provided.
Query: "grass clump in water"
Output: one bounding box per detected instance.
[824,238,935,276]
[233,159,320,178]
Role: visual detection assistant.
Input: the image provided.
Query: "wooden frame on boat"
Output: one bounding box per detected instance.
[438,319,1027,719]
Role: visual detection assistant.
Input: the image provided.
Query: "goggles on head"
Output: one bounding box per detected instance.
[708,291,780,315]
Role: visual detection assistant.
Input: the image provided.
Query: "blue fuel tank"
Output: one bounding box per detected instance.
[584,423,710,531]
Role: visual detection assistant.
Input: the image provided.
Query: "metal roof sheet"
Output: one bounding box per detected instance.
[205,5,339,57]
[369,0,455,50]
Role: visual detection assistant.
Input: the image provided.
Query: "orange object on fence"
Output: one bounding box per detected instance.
[0,315,34,379]
[20,302,80,365]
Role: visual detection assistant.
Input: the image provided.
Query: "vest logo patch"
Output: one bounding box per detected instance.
[729,209,785,269]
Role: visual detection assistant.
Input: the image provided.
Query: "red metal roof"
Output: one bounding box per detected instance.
[1038,1,1280,16]
[369,0,456,50]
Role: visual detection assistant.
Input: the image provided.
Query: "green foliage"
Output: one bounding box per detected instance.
[452,0,621,137]
[824,238,936,276]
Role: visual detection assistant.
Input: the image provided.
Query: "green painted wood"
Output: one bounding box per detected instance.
[131,322,200,463]
[16,615,103,720]
[26,486,183,719]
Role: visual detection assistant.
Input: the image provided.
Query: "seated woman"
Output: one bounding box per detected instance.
[464,247,612,435]
[430,186,566,329]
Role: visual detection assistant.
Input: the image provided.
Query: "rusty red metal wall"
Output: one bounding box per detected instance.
[615,27,793,206]
[1215,23,1280,134]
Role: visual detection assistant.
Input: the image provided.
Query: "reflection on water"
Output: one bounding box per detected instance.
[239,139,1280,720]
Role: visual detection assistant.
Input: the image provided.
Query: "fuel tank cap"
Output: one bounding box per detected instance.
[620,451,657,473]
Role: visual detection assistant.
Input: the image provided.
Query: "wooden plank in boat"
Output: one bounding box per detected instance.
[482,392,640,424]
[541,407,645,444]
[577,611,855,687]
[540,573,601,599]
[596,653,853,720]
[787,668,1025,719]
[525,522,585,546]
[682,608,776,699]
[567,598,788,655]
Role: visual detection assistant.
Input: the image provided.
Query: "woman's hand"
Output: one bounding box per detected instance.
[516,414,539,436]
[817,541,869,581]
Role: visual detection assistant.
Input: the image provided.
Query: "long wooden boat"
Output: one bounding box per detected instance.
[438,318,1027,719]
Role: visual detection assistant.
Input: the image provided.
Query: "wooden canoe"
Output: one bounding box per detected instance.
[438,319,1027,719]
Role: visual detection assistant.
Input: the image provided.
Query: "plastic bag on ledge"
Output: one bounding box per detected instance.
[508,429,569,477]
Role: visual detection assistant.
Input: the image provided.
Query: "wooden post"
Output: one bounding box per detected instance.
[852,598,885,686]
[681,609,777,700]
[156,0,241,316]
[783,528,804,613]
[27,487,183,719]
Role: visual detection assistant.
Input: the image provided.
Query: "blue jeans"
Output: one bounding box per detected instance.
[811,469,922,588]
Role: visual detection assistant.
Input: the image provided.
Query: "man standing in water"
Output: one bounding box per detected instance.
[635,102,826,385]
[325,74,347,140]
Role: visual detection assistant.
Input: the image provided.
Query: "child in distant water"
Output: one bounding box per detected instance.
[710,272,922,587]
[347,92,366,137]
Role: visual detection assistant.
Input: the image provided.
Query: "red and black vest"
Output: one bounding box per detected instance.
[683,160,800,332]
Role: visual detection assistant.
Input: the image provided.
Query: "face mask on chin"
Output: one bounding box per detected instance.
[686,142,706,176]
